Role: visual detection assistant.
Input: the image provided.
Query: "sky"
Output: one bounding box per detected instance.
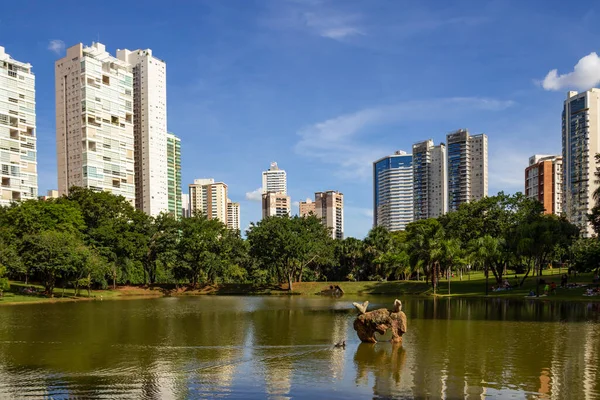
[2,0,600,238]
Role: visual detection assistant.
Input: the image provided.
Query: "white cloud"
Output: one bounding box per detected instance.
[47,40,65,55]
[303,12,364,40]
[295,97,514,179]
[292,201,300,207]
[245,188,263,202]
[542,52,600,91]
[262,2,364,41]
[320,26,364,40]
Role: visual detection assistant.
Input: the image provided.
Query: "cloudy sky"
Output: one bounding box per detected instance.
[2,0,600,237]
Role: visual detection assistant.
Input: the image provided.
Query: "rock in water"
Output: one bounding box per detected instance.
[352,300,408,344]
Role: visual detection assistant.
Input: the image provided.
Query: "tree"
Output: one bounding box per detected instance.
[469,235,500,296]
[176,215,229,285]
[21,231,87,296]
[0,265,9,297]
[335,238,365,281]
[405,218,444,290]
[64,187,147,286]
[247,216,332,291]
[515,215,579,291]
[142,213,179,284]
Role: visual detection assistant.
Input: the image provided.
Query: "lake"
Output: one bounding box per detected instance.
[0,296,599,399]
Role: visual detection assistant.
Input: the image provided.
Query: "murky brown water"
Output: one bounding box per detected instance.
[0,296,598,399]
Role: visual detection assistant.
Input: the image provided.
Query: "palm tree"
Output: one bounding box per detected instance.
[471,235,500,296]
[439,238,461,295]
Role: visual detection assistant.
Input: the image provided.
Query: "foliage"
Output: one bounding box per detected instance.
[0,265,9,295]
[247,215,333,290]
[0,187,584,294]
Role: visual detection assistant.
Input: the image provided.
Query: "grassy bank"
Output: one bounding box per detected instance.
[1,268,598,306]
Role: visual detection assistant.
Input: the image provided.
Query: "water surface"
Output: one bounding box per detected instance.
[0,296,599,399]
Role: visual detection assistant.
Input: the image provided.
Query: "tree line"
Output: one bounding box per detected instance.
[0,187,596,296]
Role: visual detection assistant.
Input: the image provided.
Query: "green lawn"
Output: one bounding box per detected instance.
[0,281,122,305]
[1,268,598,305]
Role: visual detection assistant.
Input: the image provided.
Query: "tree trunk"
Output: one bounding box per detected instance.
[520,266,532,287]
[485,265,489,296]
[287,272,293,292]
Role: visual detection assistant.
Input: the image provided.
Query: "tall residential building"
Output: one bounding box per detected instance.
[0,46,37,205]
[55,43,135,203]
[262,192,291,218]
[166,132,181,217]
[373,151,413,231]
[116,48,168,216]
[446,129,488,212]
[315,191,344,239]
[181,193,190,218]
[39,190,59,200]
[226,200,240,231]
[412,140,447,220]
[262,162,287,194]
[299,198,316,216]
[525,155,563,215]
[189,178,228,223]
[562,89,600,236]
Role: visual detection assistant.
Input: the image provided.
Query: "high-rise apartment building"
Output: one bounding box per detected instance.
[262,192,291,218]
[39,190,59,200]
[314,191,344,239]
[226,200,240,231]
[189,178,228,223]
[299,198,316,216]
[116,48,168,216]
[373,151,413,231]
[446,129,488,212]
[181,193,190,218]
[166,132,181,217]
[525,154,563,215]
[412,140,447,220]
[562,89,600,236]
[262,162,287,194]
[0,46,37,205]
[55,43,135,203]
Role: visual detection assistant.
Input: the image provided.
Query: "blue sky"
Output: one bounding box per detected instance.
[2,0,600,237]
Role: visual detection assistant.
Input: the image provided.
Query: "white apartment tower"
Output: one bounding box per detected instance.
[262,162,287,194]
[181,192,190,218]
[189,178,228,223]
[116,48,168,216]
[446,129,488,212]
[55,43,135,202]
[0,46,37,205]
[226,200,240,231]
[563,89,600,236]
[412,140,447,220]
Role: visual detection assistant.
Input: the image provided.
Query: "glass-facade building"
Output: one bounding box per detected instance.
[373,151,413,231]
[166,132,181,217]
[562,89,600,236]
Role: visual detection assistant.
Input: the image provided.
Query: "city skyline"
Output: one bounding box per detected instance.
[1,1,598,237]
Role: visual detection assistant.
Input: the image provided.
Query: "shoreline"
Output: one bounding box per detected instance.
[2,274,599,305]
